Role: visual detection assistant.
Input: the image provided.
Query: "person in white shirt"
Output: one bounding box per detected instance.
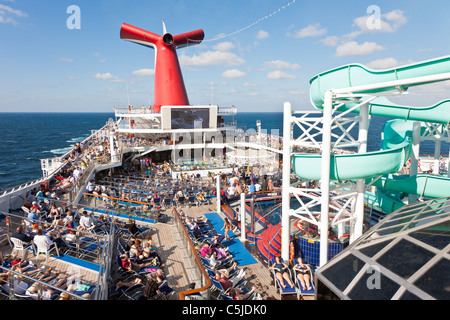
[227,184,236,196]
[64,230,77,243]
[254,182,261,192]
[33,229,57,255]
[73,167,82,180]
[77,211,95,231]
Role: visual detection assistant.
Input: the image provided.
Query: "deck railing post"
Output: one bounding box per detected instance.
[281,101,292,261]
[319,91,332,267]
[240,192,246,242]
[352,102,369,243]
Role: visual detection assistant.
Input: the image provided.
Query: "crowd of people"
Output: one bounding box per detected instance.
[0,252,92,300]
[178,209,262,300]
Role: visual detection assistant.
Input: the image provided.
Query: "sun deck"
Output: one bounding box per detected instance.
[0,191,312,300]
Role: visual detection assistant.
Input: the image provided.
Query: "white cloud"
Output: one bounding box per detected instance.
[264,60,301,70]
[335,41,384,57]
[212,41,234,51]
[293,23,327,38]
[93,72,124,82]
[267,70,296,80]
[346,9,407,39]
[222,69,247,78]
[366,57,415,69]
[180,51,244,66]
[0,3,28,25]
[132,69,155,76]
[289,90,307,95]
[93,52,106,63]
[59,57,74,63]
[417,48,433,53]
[94,73,115,80]
[256,30,270,40]
[243,82,256,87]
[320,36,340,47]
[366,57,399,69]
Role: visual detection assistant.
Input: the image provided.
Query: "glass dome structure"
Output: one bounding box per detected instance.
[315,196,450,300]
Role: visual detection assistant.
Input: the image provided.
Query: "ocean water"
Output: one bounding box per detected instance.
[0,113,114,191]
[0,112,447,191]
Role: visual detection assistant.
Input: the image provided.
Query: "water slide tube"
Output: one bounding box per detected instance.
[365,188,405,215]
[309,55,450,111]
[293,56,450,201]
[292,120,412,181]
[370,174,450,199]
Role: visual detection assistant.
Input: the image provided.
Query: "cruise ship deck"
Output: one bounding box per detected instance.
[0,182,311,300]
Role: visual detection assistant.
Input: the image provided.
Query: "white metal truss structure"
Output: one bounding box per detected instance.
[417,122,450,176]
[282,72,450,268]
[281,99,370,266]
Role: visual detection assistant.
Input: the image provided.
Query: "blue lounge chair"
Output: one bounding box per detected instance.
[272,267,298,299]
[293,268,315,296]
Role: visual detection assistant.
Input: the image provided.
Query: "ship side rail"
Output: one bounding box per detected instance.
[67,155,113,203]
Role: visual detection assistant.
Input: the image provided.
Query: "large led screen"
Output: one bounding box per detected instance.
[170,108,210,129]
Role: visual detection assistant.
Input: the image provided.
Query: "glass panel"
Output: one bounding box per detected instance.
[321,254,365,292]
[414,258,450,300]
[358,239,392,258]
[399,290,422,300]
[377,239,435,279]
[316,279,341,300]
[347,272,400,300]
[409,220,450,250]
[376,225,404,237]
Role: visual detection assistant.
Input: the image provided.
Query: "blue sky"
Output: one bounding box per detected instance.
[1,0,450,113]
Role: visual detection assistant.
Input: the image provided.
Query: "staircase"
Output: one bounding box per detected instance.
[256,223,282,263]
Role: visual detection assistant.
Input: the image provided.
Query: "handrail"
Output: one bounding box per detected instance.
[0,265,89,300]
[267,224,282,266]
[172,207,212,300]
[83,193,152,207]
[2,211,106,257]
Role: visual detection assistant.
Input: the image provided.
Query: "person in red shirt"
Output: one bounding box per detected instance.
[214,271,233,291]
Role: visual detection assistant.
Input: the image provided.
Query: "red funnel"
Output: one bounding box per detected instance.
[120,23,204,113]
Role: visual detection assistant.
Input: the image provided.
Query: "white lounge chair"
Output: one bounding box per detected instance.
[33,236,59,262]
[9,236,35,260]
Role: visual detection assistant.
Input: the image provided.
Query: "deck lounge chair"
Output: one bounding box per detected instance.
[8,236,35,260]
[294,268,315,296]
[272,267,298,299]
[33,236,60,262]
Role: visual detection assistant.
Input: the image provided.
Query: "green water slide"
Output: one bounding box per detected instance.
[292,55,450,202]
[293,119,414,181]
[370,174,450,199]
[309,55,450,111]
[365,188,405,215]
[292,141,410,181]
[340,96,450,125]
